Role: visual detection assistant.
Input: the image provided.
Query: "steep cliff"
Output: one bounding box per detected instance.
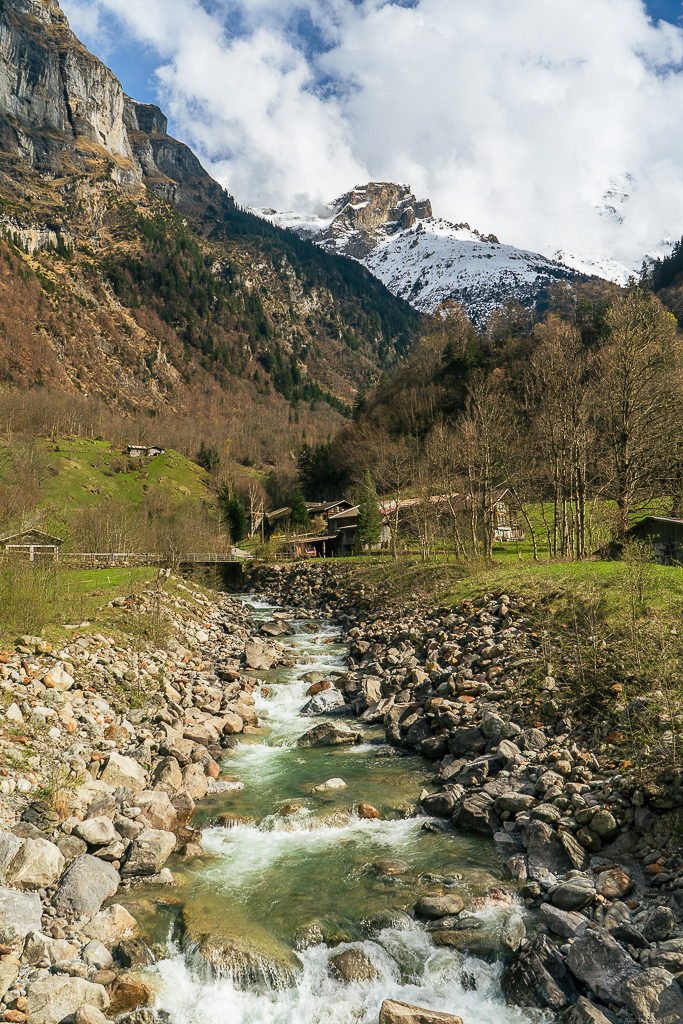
[0,0,421,446]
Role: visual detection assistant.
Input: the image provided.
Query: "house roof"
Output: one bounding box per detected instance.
[306,500,353,514]
[329,506,359,521]
[0,529,64,545]
[627,516,683,531]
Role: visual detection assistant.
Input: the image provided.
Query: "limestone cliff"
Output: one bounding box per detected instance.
[317,183,433,259]
[0,0,225,211]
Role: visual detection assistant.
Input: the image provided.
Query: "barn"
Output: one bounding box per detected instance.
[0,529,64,561]
[624,516,683,565]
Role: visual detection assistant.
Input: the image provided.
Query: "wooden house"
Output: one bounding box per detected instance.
[0,529,64,561]
[623,516,683,564]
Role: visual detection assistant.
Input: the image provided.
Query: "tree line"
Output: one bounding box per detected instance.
[324,282,683,560]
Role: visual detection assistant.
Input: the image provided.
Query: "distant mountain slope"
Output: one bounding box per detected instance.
[257,182,634,323]
[0,1,421,447]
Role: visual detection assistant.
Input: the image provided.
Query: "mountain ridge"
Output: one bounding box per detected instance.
[254,182,635,322]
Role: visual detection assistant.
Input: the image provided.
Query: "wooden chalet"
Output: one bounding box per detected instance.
[0,529,64,561]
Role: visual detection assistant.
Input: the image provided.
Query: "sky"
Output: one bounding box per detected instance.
[60,0,683,268]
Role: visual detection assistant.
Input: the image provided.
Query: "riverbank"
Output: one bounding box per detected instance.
[0,560,680,1022]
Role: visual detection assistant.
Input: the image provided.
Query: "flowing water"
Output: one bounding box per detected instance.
[126,598,553,1024]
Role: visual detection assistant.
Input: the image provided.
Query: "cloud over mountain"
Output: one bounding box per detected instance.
[62,0,683,266]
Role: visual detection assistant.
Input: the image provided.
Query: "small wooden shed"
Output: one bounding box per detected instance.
[0,529,64,561]
[624,516,683,565]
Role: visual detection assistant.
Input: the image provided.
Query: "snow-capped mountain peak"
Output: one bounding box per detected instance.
[252,182,639,323]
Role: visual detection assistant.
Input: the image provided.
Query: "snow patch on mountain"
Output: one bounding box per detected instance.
[252,182,645,322]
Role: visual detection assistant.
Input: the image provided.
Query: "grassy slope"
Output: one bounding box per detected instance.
[44,440,211,508]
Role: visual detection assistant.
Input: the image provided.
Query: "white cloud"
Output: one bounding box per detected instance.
[61,0,683,266]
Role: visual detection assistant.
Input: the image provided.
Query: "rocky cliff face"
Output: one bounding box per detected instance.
[0,0,225,211]
[317,183,433,259]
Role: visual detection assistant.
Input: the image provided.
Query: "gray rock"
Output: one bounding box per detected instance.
[56,835,87,863]
[540,903,589,939]
[74,816,118,847]
[52,854,120,918]
[328,946,378,982]
[502,934,579,1010]
[521,728,548,751]
[643,906,675,943]
[524,820,572,881]
[501,912,526,955]
[590,810,619,841]
[6,837,64,890]
[565,996,614,1024]
[244,642,276,670]
[415,894,465,919]
[296,722,360,747]
[26,975,109,1024]
[452,791,501,835]
[0,831,21,877]
[423,789,461,817]
[300,689,345,716]
[494,793,535,815]
[120,827,175,876]
[99,752,147,794]
[649,949,683,974]
[82,939,114,970]
[359,910,413,937]
[530,805,562,823]
[448,727,486,757]
[152,756,182,794]
[560,831,590,871]
[550,877,596,911]
[621,967,683,1024]
[0,886,42,943]
[566,927,641,1005]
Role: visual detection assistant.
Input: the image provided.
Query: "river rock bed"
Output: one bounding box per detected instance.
[0,561,680,1022]
[244,561,683,1024]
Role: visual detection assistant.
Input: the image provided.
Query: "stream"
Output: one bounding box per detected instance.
[125,598,553,1024]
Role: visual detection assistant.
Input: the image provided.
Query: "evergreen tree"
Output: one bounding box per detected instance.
[357,470,383,548]
[218,483,248,543]
[289,488,310,530]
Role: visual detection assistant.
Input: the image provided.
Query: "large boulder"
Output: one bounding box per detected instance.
[81,904,138,943]
[244,642,276,670]
[0,832,21,876]
[502,934,578,1011]
[136,791,178,831]
[100,753,147,794]
[621,967,683,1024]
[299,689,345,716]
[73,817,118,847]
[152,756,183,793]
[52,855,120,918]
[452,792,501,835]
[121,828,175,877]
[565,997,614,1024]
[0,886,42,943]
[415,894,464,919]
[540,904,588,939]
[328,947,378,982]
[550,877,596,912]
[566,927,641,1005]
[181,764,209,801]
[524,820,572,881]
[448,727,486,757]
[6,838,64,890]
[379,1000,463,1024]
[296,722,360,747]
[23,931,79,966]
[26,976,109,1024]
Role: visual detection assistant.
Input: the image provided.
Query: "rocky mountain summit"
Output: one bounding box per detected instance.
[258,182,635,323]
